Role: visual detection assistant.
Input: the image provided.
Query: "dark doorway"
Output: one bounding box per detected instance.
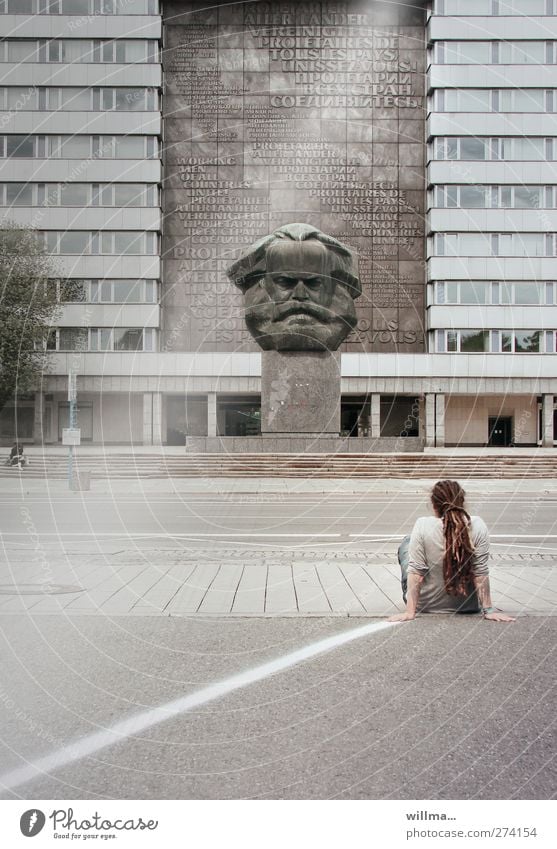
[341,396,370,437]
[488,416,513,447]
[218,397,261,437]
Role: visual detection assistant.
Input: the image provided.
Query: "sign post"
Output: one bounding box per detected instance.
[65,371,80,488]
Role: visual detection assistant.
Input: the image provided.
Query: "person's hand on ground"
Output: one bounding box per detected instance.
[484,611,516,622]
[388,611,416,622]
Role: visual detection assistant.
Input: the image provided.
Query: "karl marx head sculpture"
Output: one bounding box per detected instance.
[226,223,361,351]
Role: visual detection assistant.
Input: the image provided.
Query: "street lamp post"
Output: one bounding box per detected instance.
[65,370,79,489]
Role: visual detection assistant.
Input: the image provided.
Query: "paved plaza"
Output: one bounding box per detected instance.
[0,478,556,799]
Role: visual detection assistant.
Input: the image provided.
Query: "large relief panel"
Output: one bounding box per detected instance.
[162,0,426,353]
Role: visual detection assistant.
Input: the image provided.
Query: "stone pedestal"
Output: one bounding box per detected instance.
[261,351,341,437]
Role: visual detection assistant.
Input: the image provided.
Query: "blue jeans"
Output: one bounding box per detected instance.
[398,535,411,603]
[397,534,480,612]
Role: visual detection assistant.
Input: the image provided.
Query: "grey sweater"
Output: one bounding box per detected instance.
[407,515,490,614]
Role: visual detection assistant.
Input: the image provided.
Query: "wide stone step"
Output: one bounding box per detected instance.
[2,453,557,479]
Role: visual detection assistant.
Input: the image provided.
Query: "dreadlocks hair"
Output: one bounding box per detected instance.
[431,480,476,597]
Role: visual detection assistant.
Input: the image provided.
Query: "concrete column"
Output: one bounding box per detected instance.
[425,393,436,447]
[152,392,162,445]
[143,392,163,445]
[542,394,555,447]
[33,391,44,445]
[435,393,445,448]
[207,392,217,437]
[370,394,381,439]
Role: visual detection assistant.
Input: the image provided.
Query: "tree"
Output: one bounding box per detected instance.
[0,224,61,416]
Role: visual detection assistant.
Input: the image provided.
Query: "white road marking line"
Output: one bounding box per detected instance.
[0,620,395,792]
[0,532,341,538]
[350,534,557,539]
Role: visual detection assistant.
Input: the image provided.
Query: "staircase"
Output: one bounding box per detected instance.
[2,453,557,479]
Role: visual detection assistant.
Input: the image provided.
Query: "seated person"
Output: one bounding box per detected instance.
[390,479,515,623]
[9,443,27,467]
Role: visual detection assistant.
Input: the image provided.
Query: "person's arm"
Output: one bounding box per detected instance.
[472,519,515,623]
[389,519,427,622]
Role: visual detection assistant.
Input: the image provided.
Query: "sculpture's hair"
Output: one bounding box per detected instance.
[430,480,476,597]
[226,223,361,298]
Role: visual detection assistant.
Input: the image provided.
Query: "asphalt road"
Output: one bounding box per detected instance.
[1,489,557,545]
[0,615,555,800]
[0,489,556,800]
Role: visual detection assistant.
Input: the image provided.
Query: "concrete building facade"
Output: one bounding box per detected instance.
[0,0,555,449]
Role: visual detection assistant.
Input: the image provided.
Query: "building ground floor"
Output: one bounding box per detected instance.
[1,352,555,451]
[2,392,556,450]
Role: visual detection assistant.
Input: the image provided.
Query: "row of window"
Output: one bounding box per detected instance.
[434,233,557,257]
[0,134,158,160]
[1,182,159,208]
[0,39,159,65]
[46,326,156,352]
[433,137,555,161]
[40,231,158,255]
[434,280,557,305]
[434,89,557,113]
[0,87,159,112]
[434,41,556,65]
[53,278,158,303]
[435,329,554,354]
[0,0,158,14]
[435,0,553,15]
[434,185,557,209]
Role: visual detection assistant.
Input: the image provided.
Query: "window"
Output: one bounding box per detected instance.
[435,329,550,353]
[501,138,548,160]
[498,89,546,112]
[1,87,158,112]
[438,40,552,64]
[41,231,158,255]
[2,182,158,207]
[5,40,39,62]
[439,42,492,63]
[100,88,157,111]
[435,233,552,257]
[442,0,492,12]
[59,280,88,301]
[0,39,159,64]
[435,280,557,306]
[53,326,155,351]
[7,0,34,11]
[514,282,545,304]
[92,183,157,207]
[437,89,551,113]
[49,136,90,158]
[442,90,492,112]
[498,41,547,63]
[460,330,489,352]
[514,331,541,352]
[58,328,87,351]
[460,282,490,304]
[438,0,549,12]
[113,328,143,351]
[497,0,547,14]
[90,279,149,302]
[59,231,91,254]
[435,185,550,209]
[89,327,153,351]
[58,183,90,206]
[433,137,552,161]
[4,135,34,157]
[3,183,33,206]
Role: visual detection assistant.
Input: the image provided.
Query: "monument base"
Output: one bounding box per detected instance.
[184,436,424,454]
[261,351,341,436]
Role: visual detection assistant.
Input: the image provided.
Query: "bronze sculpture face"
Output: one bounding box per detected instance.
[227,223,361,351]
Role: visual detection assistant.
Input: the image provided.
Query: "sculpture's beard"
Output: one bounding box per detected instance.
[244,283,357,352]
